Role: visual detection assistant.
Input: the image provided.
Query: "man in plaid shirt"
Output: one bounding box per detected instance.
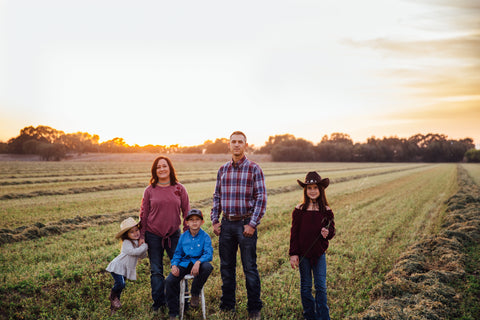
[211,131,267,320]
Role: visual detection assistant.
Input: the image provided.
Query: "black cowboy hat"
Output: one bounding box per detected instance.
[297,171,329,189]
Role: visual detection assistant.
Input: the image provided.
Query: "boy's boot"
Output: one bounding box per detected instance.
[190,295,200,308]
[109,290,122,315]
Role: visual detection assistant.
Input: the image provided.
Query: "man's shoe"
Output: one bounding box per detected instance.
[249,311,261,320]
[190,295,200,308]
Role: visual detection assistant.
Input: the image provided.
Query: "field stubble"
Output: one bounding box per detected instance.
[0,159,478,319]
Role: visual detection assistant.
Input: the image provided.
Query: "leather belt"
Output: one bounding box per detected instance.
[224,213,252,221]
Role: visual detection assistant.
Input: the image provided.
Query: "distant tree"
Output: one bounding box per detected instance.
[271,138,315,161]
[59,132,100,153]
[205,138,229,154]
[36,142,66,161]
[465,149,480,162]
[0,142,7,153]
[257,134,296,154]
[100,137,130,153]
[316,133,354,161]
[178,145,205,154]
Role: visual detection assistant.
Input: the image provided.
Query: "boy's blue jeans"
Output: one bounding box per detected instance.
[145,230,180,309]
[165,262,213,317]
[299,254,330,320]
[218,218,262,313]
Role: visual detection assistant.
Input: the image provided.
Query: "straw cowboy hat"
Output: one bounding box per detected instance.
[297,171,330,189]
[115,217,140,239]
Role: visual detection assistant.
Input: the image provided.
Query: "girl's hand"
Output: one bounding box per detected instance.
[321,227,329,239]
[290,255,299,269]
[138,238,145,245]
[171,265,180,277]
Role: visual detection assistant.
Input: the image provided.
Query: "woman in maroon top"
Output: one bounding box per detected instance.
[139,156,190,312]
[289,172,335,320]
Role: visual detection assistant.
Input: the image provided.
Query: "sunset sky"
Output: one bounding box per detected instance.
[1,0,479,148]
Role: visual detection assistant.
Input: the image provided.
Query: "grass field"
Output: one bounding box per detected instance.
[0,156,478,320]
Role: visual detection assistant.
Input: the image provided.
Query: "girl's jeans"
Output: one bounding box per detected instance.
[299,254,330,320]
[111,272,125,297]
[146,230,180,309]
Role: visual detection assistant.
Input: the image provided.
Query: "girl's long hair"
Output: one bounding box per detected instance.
[149,156,178,187]
[300,184,329,212]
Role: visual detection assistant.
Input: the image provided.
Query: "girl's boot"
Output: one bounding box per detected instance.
[109,290,122,315]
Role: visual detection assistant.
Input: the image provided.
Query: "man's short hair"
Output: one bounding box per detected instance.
[230,131,247,141]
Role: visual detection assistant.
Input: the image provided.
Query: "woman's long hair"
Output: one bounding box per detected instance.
[300,184,328,212]
[150,156,178,187]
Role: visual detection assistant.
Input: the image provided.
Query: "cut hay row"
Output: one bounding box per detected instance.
[0,163,464,319]
[0,165,427,244]
[0,163,424,201]
[349,164,480,319]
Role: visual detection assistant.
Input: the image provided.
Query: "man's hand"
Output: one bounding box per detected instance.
[290,255,299,269]
[213,222,221,236]
[191,261,201,276]
[171,265,179,277]
[243,224,255,237]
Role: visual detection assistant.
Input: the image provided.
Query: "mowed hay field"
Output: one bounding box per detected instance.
[0,155,479,320]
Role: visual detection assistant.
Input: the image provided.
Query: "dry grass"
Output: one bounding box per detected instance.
[350,164,480,320]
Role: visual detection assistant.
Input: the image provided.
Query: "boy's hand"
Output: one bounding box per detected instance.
[290,255,299,269]
[191,261,201,276]
[213,222,221,236]
[171,265,179,277]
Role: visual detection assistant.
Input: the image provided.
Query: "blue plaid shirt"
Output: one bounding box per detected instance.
[211,156,267,228]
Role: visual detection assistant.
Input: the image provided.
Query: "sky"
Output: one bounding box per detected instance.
[1,0,479,148]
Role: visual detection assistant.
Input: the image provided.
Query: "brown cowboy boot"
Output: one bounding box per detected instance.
[109,290,122,315]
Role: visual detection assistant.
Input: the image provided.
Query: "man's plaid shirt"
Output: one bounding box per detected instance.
[211,156,267,228]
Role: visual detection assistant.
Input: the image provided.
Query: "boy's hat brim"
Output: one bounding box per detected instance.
[115,217,139,239]
[297,171,330,189]
[186,209,203,220]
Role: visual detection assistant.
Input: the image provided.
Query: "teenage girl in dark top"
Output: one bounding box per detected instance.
[289,171,335,320]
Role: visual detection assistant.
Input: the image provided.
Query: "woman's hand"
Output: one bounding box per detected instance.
[290,255,299,269]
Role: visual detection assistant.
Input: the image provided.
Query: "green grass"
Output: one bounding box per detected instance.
[0,160,474,319]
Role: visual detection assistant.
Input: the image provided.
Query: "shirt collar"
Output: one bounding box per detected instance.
[231,155,247,168]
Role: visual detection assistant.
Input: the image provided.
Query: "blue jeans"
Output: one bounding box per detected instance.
[219,218,262,313]
[165,262,213,316]
[299,254,330,320]
[111,272,125,297]
[145,230,180,309]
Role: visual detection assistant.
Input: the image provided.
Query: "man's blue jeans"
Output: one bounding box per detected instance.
[299,254,330,320]
[145,230,180,309]
[219,218,262,313]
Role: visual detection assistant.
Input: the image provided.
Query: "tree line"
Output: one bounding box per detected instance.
[0,125,478,162]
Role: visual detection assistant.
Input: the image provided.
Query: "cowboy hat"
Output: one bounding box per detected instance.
[297,171,329,189]
[115,217,140,239]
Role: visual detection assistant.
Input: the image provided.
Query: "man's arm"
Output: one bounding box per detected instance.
[248,165,267,229]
